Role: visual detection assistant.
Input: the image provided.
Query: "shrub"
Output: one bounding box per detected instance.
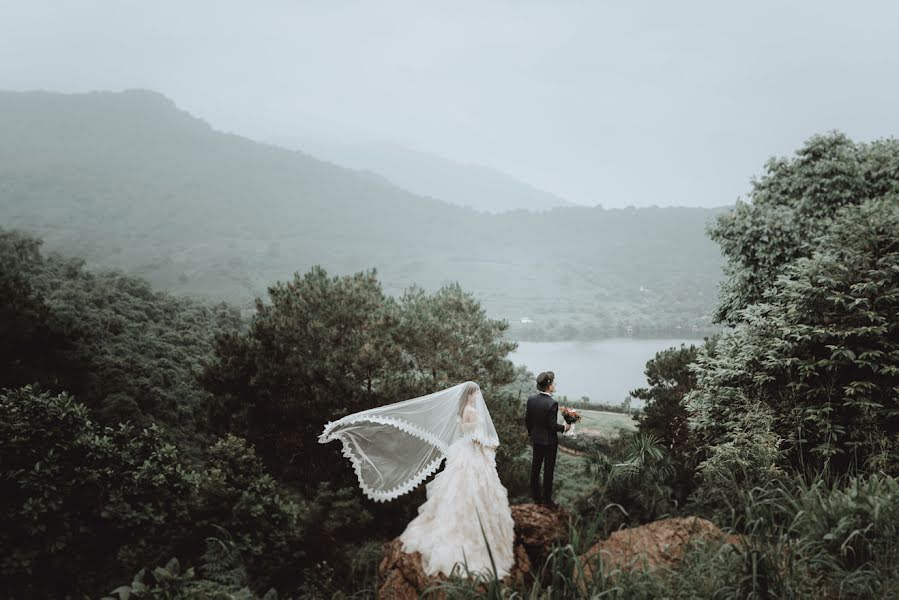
[576,433,678,530]
[0,386,200,597]
[197,435,305,588]
[103,552,279,600]
[785,474,899,570]
[689,400,786,527]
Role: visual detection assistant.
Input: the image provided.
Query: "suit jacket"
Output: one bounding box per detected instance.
[525,392,565,445]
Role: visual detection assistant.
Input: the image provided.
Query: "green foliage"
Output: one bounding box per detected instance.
[632,341,704,504]
[104,554,279,600]
[199,532,251,590]
[196,435,305,587]
[784,474,899,570]
[199,266,522,589]
[342,540,383,599]
[300,481,375,558]
[0,385,308,597]
[0,227,242,445]
[0,386,200,597]
[689,401,786,527]
[396,283,517,392]
[202,267,399,484]
[690,199,899,475]
[633,343,700,449]
[0,230,529,596]
[0,230,84,394]
[201,266,517,490]
[697,472,899,598]
[435,472,899,599]
[576,432,678,530]
[710,132,899,324]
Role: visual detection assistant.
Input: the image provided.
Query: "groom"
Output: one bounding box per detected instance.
[525,371,570,507]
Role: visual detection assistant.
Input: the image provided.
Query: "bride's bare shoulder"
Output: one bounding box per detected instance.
[462,404,480,419]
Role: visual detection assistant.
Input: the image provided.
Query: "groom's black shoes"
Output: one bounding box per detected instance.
[541,500,559,509]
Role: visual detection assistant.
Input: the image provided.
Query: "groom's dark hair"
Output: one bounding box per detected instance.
[536,371,554,392]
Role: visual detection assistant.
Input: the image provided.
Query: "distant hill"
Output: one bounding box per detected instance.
[273,138,580,213]
[0,89,726,339]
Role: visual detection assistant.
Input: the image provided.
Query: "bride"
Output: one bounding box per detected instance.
[318,382,515,579]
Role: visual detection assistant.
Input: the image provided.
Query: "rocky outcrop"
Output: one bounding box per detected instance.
[377,510,743,597]
[508,503,571,569]
[580,516,742,580]
[377,503,570,599]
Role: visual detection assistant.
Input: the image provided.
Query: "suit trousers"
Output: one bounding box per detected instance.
[530,442,558,503]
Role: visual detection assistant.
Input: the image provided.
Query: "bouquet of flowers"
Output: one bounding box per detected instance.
[560,407,581,436]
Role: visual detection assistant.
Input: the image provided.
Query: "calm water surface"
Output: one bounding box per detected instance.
[510,338,703,407]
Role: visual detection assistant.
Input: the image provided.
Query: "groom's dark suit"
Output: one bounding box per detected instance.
[525,391,566,504]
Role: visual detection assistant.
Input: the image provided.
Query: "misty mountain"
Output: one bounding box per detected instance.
[271,138,579,213]
[0,89,726,339]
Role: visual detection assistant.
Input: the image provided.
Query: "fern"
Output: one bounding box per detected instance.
[199,528,250,588]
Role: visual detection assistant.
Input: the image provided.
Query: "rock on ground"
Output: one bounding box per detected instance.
[377,503,570,599]
[581,516,742,581]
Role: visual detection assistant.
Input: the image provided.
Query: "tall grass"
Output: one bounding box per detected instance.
[421,472,899,599]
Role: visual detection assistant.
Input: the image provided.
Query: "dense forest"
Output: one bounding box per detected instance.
[1,227,531,597]
[0,90,725,340]
[2,109,898,597]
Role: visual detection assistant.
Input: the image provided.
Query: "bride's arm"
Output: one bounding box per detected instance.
[461,406,478,432]
[462,407,499,449]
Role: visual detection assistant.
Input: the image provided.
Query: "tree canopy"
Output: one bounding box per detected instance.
[692,133,899,476]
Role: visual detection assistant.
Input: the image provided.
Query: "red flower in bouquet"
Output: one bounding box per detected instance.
[560,407,581,424]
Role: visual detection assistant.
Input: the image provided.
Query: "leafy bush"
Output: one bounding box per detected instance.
[691,199,899,475]
[0,386,200,597]
[632,341,706,504]
[0,385,312,597]
[201,268,516,491]
[633,343,700,446]
[576,433,678,530]
[689,400,786,526]
[196,435,305,588]
[710,132,899,324]
[103,553,279,600]
[784,474,899,570]
[700,472,899,598]
[431,472,899,599]
[698,133,899,477]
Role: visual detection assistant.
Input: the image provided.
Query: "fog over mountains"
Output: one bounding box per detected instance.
[272,139,581,213]
[0,89,726,339]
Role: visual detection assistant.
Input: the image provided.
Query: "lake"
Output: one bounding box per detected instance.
[510,338,703,407]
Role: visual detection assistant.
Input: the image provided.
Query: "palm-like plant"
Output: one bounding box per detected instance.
[576,432,677,527]
[612,432,673,481]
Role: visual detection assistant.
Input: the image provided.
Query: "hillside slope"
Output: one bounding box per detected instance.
[279,138,579,213]
[0,89,725,338]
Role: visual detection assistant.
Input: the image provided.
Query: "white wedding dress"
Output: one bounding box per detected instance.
[398,404,516,579]
[318,382,515,579]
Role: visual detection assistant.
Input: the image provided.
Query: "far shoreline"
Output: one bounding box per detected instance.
[506,332,719,344]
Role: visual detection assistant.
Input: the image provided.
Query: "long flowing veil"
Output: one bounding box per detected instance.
[318,381,499,502]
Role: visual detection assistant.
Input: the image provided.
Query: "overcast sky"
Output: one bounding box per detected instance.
[2,1,898,208]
